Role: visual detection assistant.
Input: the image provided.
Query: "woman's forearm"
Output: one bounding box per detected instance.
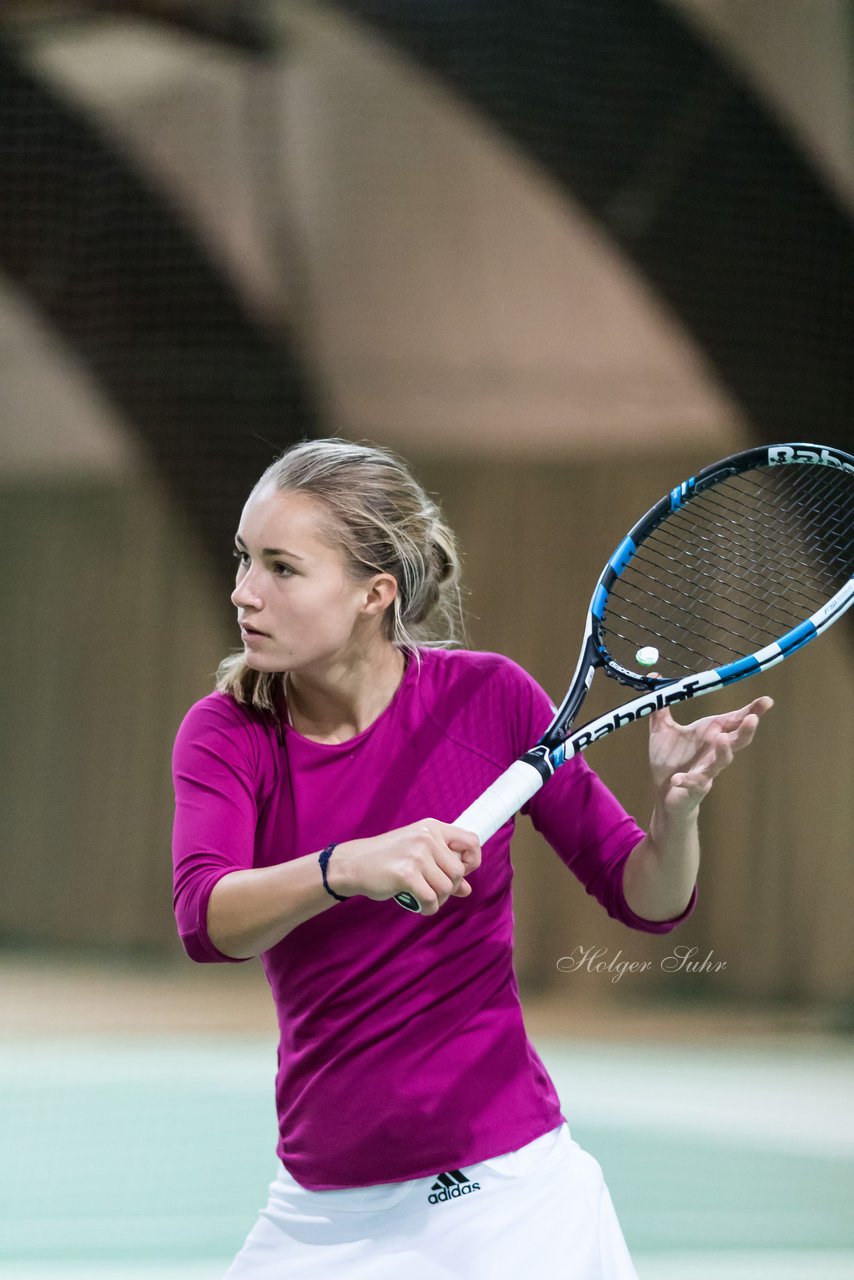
[621,806,700,923]
[207,817,483,957]
[207,855,338,958]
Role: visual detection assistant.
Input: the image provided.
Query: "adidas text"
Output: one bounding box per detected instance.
[428,1170,482,1205]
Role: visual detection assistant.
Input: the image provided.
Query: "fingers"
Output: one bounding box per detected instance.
[652,693,773,817]
[713,696,774,734]
[671,699,770,789]
[713,698,773,758]
[405,864,470,916]
[442,823,483,872]
[648,704,676,730]
[651,695,774,735]
[415,862,471,915]
[670,725,730,787]
[667,771,714,801]
[403,821,481,915]
[729,712,759,751]
[668,725,734,799]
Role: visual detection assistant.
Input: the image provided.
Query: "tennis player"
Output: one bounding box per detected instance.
[171,439,771,1279]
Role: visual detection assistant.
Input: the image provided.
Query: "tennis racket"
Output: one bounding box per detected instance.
[395,442,854,912]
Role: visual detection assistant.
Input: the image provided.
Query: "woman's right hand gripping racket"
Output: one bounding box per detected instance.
[395,442,854,912]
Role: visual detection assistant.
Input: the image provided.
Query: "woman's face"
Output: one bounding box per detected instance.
[232,486,390,674]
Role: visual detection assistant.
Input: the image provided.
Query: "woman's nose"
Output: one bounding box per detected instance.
[232,575,263,608]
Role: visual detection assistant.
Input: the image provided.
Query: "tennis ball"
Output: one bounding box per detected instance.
[636,646,660,668]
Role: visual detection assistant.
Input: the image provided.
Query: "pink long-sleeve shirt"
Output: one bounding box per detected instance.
[172,648,695,1189]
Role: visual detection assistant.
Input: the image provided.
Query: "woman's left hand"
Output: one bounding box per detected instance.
[648,695,774,818]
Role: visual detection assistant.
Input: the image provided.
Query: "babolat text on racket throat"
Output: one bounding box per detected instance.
[394,443,854,912]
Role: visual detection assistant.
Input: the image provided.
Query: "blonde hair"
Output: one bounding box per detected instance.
[216,438,465,716]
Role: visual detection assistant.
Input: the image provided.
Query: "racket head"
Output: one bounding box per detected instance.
[587,443,854,694]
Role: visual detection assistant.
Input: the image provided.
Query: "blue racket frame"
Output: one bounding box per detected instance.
[394,442,854,911]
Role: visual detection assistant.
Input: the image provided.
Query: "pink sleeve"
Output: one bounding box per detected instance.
[526,758,697,933]
[171,694,261,963]
[502,660,696,934]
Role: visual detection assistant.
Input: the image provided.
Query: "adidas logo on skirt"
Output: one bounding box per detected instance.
[427,1169,482,1204]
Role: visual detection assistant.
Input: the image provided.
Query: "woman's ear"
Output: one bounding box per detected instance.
[361,572,398,618]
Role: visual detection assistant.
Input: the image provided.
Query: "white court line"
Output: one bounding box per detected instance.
[635,1251,854,1280]
[2,1035,852,1272]
[2,1253,854,1280]
[0,1218,248,1250]
[537,1038,854,1158]
[0,1037,275,1093]
[0,1268,227,1280]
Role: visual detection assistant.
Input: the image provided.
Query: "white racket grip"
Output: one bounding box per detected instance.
[454,758,545,845]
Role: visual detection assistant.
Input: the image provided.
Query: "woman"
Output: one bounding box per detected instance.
[172,438,771,1279]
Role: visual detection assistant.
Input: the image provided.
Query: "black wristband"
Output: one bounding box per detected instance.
[319,844,349,902]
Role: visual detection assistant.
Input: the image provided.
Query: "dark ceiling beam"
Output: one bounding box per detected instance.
[0,37,315,581]
[87,0,277,56]
[1,0,277,56]
[334,0,854,453]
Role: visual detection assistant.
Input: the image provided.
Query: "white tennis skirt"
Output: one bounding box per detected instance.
[224,1124,638,1280]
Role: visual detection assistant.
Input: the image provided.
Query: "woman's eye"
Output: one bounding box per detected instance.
[232,549,292,576]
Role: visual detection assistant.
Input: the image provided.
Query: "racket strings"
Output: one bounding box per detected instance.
[604,621,745,672]
[627,529,829,609]
[689,474,852,577]
[660,472,852,583]
[661,498,848,585]
[649,486,847,576]
[608,570,805,652]
[687,462,849,532]
[600,463,854,677]
[610,544,806,623]
[606,585,797,669]
[715,468,851,553]
[625,538,835,629]
[675,467,852,578]
[621,490,843,627]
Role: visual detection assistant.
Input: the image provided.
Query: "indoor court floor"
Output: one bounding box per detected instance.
[2,953,852,1280]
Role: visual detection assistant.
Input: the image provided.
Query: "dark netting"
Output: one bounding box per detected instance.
[0,6,315,590]
[2,0,852,564]
[337,0,854,451]
[600,463,854,678]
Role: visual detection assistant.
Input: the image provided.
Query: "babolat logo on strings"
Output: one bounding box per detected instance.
[428,1169,481,1204]
[769,445,854,473]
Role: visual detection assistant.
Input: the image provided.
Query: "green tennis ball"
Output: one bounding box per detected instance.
[636,646,660,668]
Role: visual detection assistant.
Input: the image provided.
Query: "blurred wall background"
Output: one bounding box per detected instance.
[1,0,852,1013]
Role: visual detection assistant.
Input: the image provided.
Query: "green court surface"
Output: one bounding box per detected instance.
[1,1034,852,1278]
